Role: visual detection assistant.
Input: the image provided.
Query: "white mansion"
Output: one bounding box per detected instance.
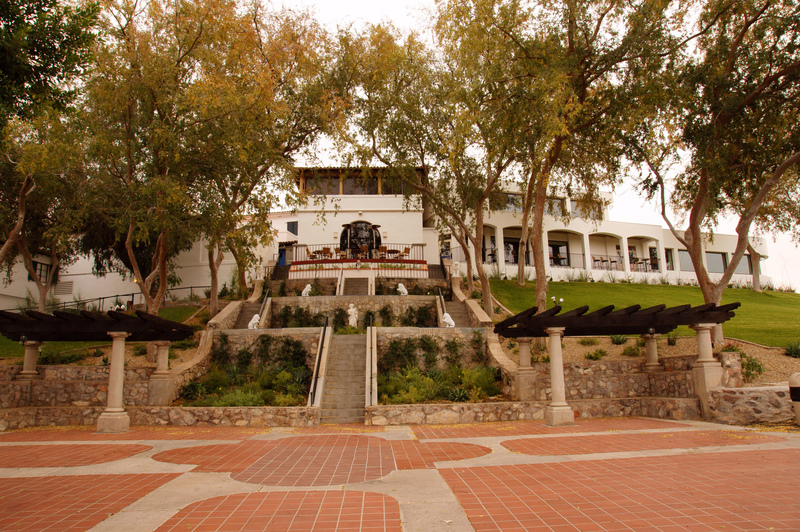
[0,168,769,310]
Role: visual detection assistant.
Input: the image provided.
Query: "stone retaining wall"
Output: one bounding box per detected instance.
[375,327,487,369]
[268,279,338,296]
[215,329,323,369]
[271,296,436,327]
[207,300,242,330]
[708,385,794,425]
[365,396,702,425]
[375,278,449,295]
[0,405,320,431]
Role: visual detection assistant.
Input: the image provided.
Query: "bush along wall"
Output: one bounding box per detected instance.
[376,330,501,405]
[177,333,312,407]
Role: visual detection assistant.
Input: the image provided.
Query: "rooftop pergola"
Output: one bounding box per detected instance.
[0,310,194,433]
[494,302,741,426]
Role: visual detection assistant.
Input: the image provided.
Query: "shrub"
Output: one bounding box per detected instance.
[212,384,265,407]
[201,367,231,393]
[277,306,292,328]
[785,341,800,359]
[444,338,462,366]
[418,335,439,369]
[363,309,376,328]
[210,334,232,366]
[636,337,646,348]
[666,332,679,346]
[448,387,469,402]
[471,330,486,364]
[415,305,433,327]
[332,308,347,331]
[621,345,641,357]
[38,351,90,365]
[610,335,628,345]
[578,338,598,346]
[236,347,254,372]
[741,353,765,383]
[132,344,147,357]
[378,306,394,327]
[585,349,608,361]
[179,381,205,400]
[172,338,197,351]
[717,341,743,353]
[380,339,417,372]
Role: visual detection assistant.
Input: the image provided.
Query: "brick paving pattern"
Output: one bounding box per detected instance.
[441,449,800,532]
[154,490,402,532]
[0,425,269,441]
[0,474,178,531]
[502,430,785,456]
[391,440,491,469]
[0,444,151,467]
[411,417,691,439]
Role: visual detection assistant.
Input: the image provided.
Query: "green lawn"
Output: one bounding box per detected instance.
[490,280,800,348]
[0,305,200,358]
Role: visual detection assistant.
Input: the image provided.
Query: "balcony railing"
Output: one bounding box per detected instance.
[293,243,423,262]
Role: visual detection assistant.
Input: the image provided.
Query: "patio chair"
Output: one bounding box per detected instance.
[336,247,347,259]
[359,245,369,259]
[379,245,387,259]
[398,247,410,259]
[321,247,332,260]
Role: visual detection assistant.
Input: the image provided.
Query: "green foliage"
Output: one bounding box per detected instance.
[578,337,598,346]
[378,365,501,405]
[333,308,347,331]
[379,339,418,372]
[415,335,437,369]
[636,337,646,348]
[236,347,254,372]
[667,332,679,346]
[278,281,287,297]
[210,334,232,366]
[716,342,743,353]
[38,350,89,365]
[621,345,642,357]
[132,344,147,357]
[471,330,486,364]
[363,309,375,328]
[785,341,800,359]
[179,381,205,400]
[610,335,628,345]
[740,354,765,383]
[444,338,462,367]
[278,306,292,328]
[585,349,607,361]
[171,338,197,351]
[378,305,394,326]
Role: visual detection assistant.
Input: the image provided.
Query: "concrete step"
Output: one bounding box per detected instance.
[343,278,369,295]
[234,302,263,329]
[445,301,471,327]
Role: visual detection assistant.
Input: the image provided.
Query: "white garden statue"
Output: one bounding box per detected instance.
[347,304,358,328]
[301,284,312,297]
[442,313,456,328]
[247,314,260,329]
[397,283,408,296]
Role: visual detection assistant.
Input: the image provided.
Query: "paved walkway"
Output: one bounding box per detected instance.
[0,418,798,531]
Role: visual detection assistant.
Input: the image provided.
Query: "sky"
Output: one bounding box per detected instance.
[292,0,800,292]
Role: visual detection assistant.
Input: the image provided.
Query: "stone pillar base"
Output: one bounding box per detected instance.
[515,369,537,401]
[148,376,175,406]
[545,405,575,427]
[15,371,42,380]
[97,411,130,433]
[643,362,663,373]
[692,365,724,419]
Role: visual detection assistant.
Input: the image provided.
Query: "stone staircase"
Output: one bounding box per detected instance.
[321,335,366,424]
[343,277,369,296]
[234,302,262,329]
[445,300,471,327]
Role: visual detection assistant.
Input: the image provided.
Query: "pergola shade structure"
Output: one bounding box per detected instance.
[493,302,741,338]
[0,310,194,343]
[0,309,194,433]
[494,302,741,427]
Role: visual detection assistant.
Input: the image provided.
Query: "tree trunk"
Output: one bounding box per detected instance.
[16,237,59,312]
[452,230,474,293]
[747,242,762,292]
[473,202,493,318]
[207,242,224,317]
[227,242,249,299]
[517,222,530,286]
[0,175,33,267]
[532,178,549,312]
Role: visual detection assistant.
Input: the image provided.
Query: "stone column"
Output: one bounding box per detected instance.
[17,341,43,380]
[620,237,631,276]
[690,323,723,419]
[149,341,175,406]
[97,331,130,433]
[516,337,537,401]
[642,333,662,372]
[582,233,592,270]
[544,327,574,426]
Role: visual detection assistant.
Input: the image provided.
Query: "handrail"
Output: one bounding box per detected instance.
[438,287,446,317]
[439,253,450,281]
[258,288,270,321]
[309,316,329,406]
[336,264,344,295]
[4,285,212,313]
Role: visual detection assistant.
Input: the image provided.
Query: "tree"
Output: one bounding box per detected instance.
[0,0,96,267]
[80,0,242,316]
[636,0,800,341]
[0,0,98,130]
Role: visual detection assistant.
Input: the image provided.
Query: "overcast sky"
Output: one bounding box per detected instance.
[293,0,800,291]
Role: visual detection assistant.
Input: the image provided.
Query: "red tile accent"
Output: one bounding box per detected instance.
[0,474,178,531]
[155,491,402,532]
[0,443,151,467]
[440,449,800,531]
[391,440,491,469]
[412,417,691,439]
[0,426,269,442]
[502,430,785,455]
[290,425,386,434]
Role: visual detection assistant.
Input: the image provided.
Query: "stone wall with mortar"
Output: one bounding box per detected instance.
[708,385,794,425]
[0,405,320,431]
[365,396,701,425]
[213,329,323,369]
[375,327,487,369]
[375,278,449,295]
[271,296,437,327]
[207,300,242,330]
[268,279,338,297]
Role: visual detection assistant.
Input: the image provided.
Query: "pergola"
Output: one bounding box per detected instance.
[494,302,741,426]
[0,309,194,433]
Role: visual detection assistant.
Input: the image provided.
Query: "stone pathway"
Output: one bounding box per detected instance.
[0,418,798,531]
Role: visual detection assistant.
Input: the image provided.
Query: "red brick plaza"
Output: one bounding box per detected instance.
[0,418,798,531]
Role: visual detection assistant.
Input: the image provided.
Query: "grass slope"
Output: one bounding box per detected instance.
[490,280,800,348]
